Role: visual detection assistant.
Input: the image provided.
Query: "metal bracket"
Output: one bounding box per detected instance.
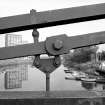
[30,9,37,25]
[32,29,61,92]
[33,56,61,74]
[45,34,69,55]
[33,55,61,92]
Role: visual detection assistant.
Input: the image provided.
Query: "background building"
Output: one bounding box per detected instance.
[5,34,22,47]
[5,70,22,89]
[4,34,29,89]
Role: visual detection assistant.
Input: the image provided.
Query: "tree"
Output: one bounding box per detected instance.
[63,45,99,70]
[98,51,105,61]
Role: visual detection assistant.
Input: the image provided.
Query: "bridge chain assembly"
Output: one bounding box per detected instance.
[32,29,61,91]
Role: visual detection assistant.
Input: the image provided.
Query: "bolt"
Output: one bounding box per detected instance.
[32,29,39,37]
[30,9,36,15]
[33,56,41,68]
[34,61,40,68]
[53,39,63,50]
[53,56,61,67]
[55,60,60,66]
[32,29,39,43]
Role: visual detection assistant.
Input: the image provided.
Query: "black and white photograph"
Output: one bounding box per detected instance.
[0,0,105,104]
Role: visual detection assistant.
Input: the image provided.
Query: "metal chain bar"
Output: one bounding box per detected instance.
[0,31,105,60]
[0,42,46,60]
[0,3,105,34]
[67,31,105,50]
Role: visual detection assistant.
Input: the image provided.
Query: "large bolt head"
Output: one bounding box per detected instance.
[53,39,63,50]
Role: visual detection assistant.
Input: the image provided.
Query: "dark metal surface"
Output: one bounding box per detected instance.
[0,3,105,34]
[46,73,50,92]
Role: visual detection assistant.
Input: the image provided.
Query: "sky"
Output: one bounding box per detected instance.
[0,0,105,51]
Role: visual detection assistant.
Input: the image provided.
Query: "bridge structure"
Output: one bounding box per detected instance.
[0,3,105,105]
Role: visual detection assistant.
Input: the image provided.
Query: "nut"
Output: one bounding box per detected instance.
[53,39,63,50]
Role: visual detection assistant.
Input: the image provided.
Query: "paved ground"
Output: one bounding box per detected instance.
[0,91,104,105]
[0,90,104,99]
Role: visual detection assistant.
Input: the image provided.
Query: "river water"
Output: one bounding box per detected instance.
[0,64,104,91]
[0,64,105,105]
